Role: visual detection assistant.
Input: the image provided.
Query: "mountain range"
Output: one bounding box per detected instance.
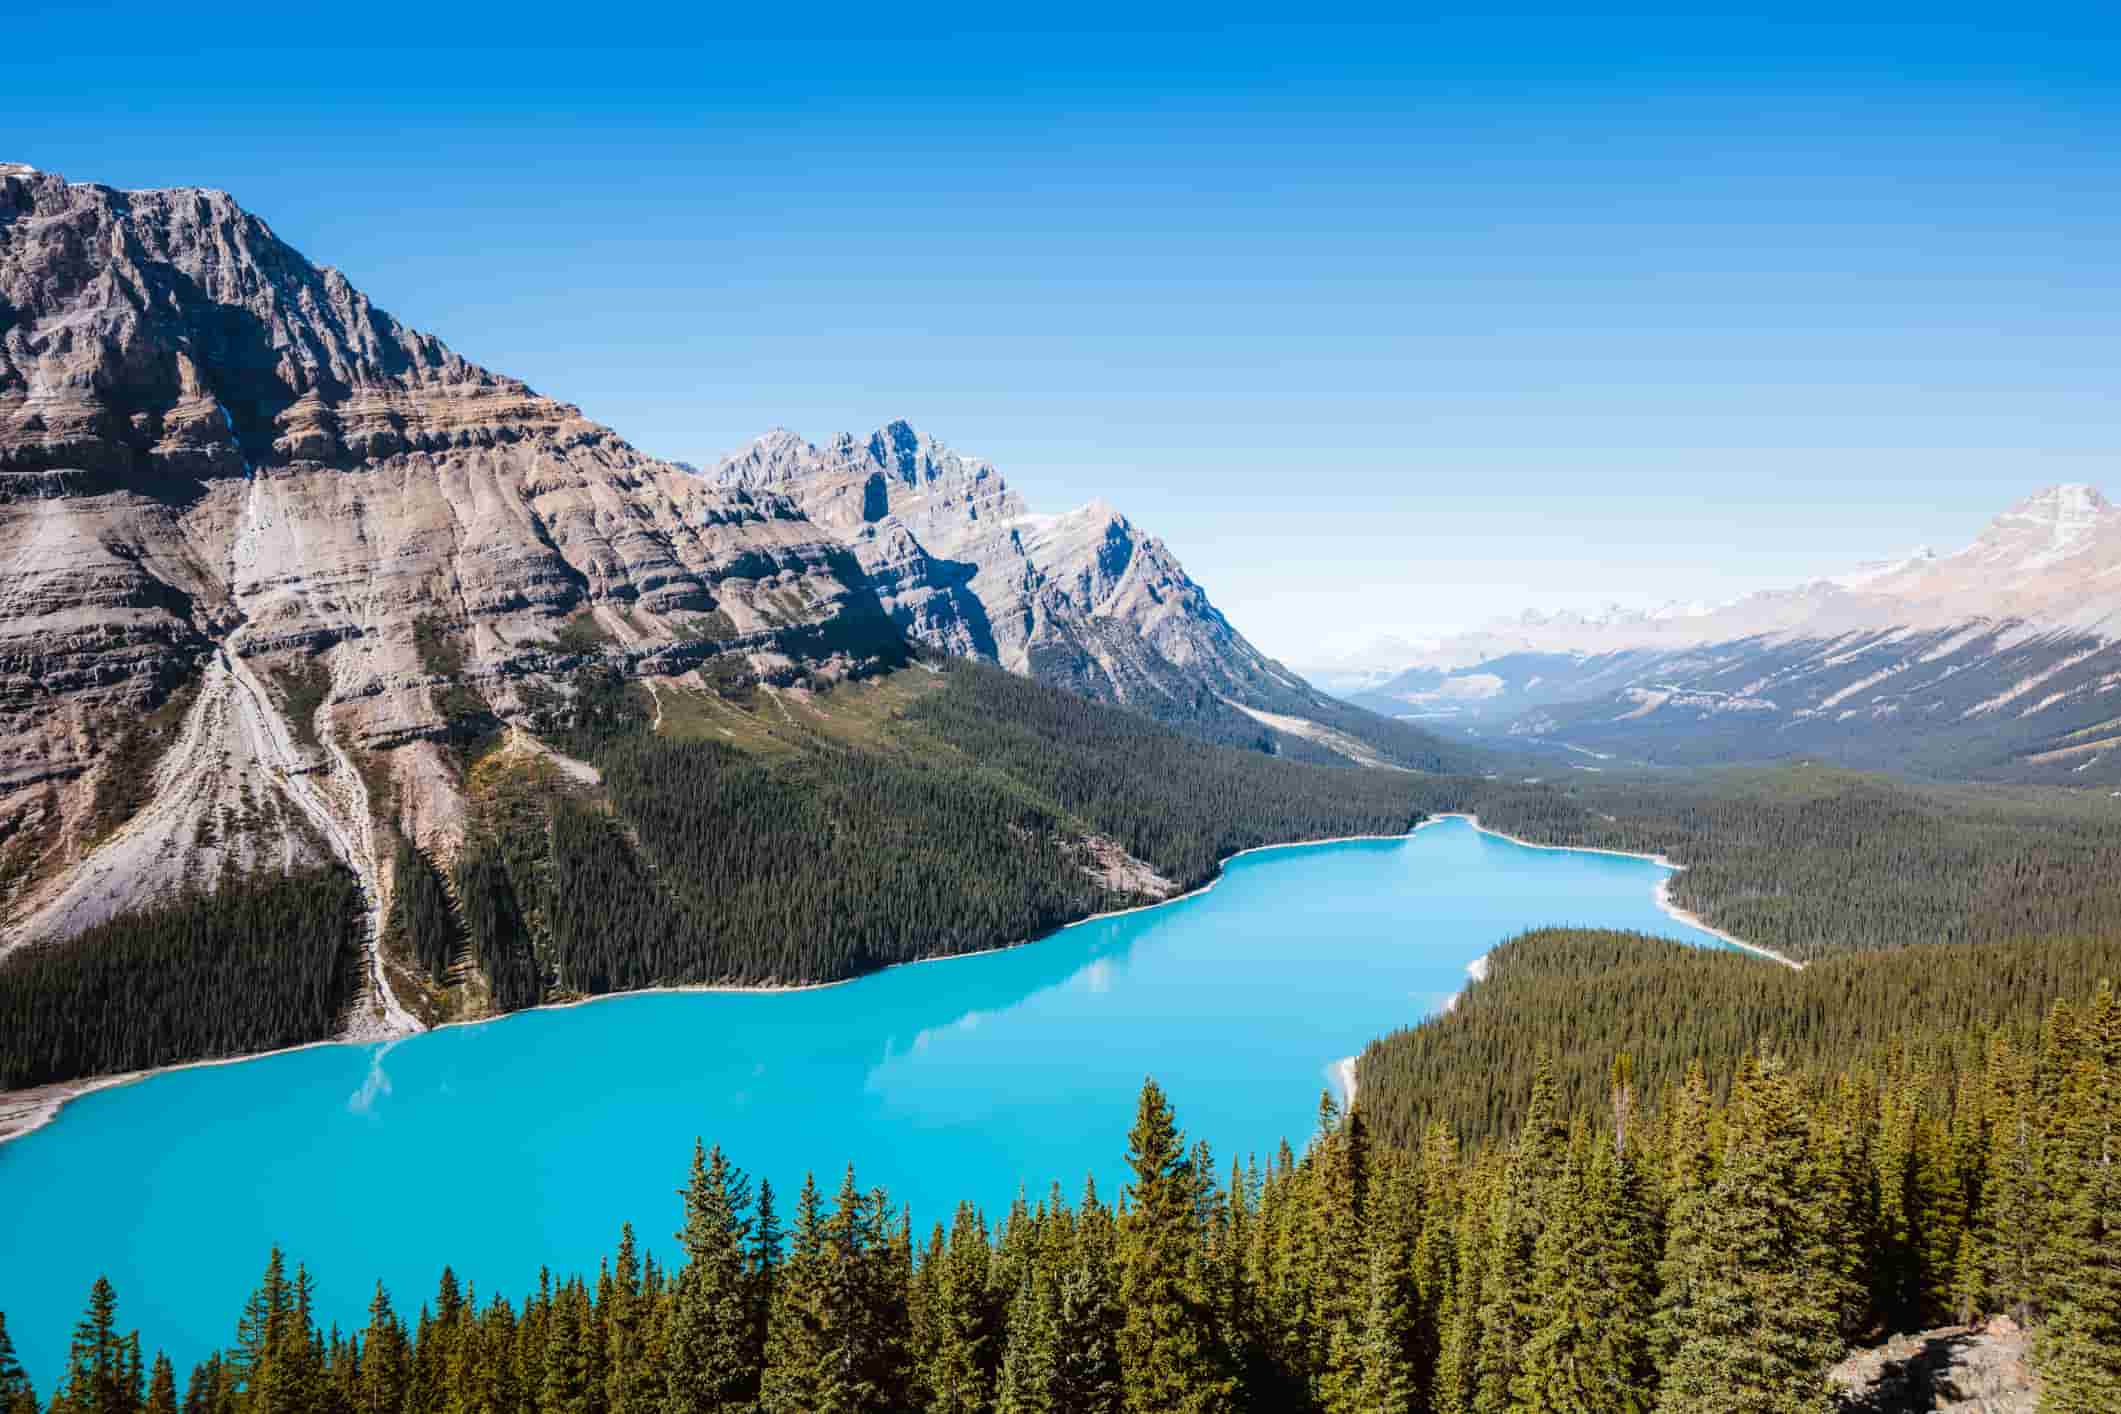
[0,161,1443,990]
[1341,483,2121,783]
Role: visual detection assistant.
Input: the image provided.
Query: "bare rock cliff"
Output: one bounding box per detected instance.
[0,164,899,977]
[711,422,1388,752]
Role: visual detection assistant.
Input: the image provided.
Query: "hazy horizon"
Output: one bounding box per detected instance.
[12,4,2117,661]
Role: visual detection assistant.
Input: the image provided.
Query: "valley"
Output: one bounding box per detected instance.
[0,817,1731,1386]
[3,148,2118,1414]
[1336,487,2121,785]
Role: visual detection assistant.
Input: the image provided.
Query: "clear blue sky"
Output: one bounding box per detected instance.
[10,3,2118,660]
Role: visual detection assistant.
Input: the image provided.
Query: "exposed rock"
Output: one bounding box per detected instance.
[1830,1319,2040,1413]
[712,422,1434,766]
[0,164,902,966]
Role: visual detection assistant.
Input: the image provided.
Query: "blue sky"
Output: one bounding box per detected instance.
[10,3,2119,660]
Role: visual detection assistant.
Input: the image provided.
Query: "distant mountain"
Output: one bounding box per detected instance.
[1346,485,2121,783]
[710,423,1458,770]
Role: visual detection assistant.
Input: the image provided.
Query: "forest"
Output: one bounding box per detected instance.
[1354,928,2121,1148]
[1400,766,2121,962]
[14,654,2121,1091]
[9,970,2117,1414]
[452,661,1429,995]
[0,867,363,1091]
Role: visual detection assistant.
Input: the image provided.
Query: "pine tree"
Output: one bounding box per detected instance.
[58,1275,130,1414]
[994,1275,1058,1414]
[542,1281,594,1414]
[356,1283,408,1414]
[0,1312,37,1414]
[1653,1055,1839,1414]
[665,1143,761,1413]
[806,1167,909,1414]
[1650,1062,1714,1390]
[1051,1184,1124,1414]
[143,1353,177,1414]
[2035,979,2121,1412]
[1352,1166,1418,1414]
[1470,1060,1565,1414]
[1116,1079,1233,1414]
[1514,1131,1647,1414]
[923,1202,995,1414]
[759,1173,827,1414]
[1309,1094,1368,1414]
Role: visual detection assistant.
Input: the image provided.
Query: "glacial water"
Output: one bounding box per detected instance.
[0,817,1735,1385]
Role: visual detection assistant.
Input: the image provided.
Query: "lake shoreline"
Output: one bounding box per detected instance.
[0,814,1780,1148]
[1411,812,1801,970]
[0,827,1418,1148]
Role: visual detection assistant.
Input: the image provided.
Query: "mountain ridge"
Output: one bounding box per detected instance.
[707,418,1455,769]
[1342,482,2121,782]
[0,162,1460,1019]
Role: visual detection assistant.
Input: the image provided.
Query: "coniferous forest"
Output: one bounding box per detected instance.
[0,868,363,1091]
[1401,768,2121,963]
[10,972,2117,1414]
[13,657,2121,1091]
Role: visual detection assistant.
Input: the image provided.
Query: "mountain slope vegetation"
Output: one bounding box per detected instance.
[1399,765,2121,962]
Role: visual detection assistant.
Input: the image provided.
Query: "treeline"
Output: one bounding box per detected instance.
[0,867,363,1091]
[1355,928,2121,1149]
[1401,765,2121,961]
[460,737,1113,991]
[904,662,1425,889]
[15,983,2120,1413]
[452,661,1431,996]
[386,841,460,987]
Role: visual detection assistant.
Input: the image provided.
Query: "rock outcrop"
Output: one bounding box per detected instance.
[712,422,1443,767]
[0,164,901,978]
[1829,1319,2039,1413]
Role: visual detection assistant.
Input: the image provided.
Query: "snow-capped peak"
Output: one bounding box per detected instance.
[1966,483,2117,572]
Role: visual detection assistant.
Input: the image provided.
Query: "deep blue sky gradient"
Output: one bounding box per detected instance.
[9,4,2119,655]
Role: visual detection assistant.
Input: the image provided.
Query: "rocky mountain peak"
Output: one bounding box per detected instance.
[1,166,906,954]
[1,164,608,487]
[1962,481,2117,574]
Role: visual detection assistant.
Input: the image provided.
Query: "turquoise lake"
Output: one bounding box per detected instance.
[0,817,1734,1385]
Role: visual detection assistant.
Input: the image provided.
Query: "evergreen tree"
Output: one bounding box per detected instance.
[0,1312,37,1414]
[1051,1185,1124,1414]
[2035,980,2121,1412]
[923,1202,995,1414]
[994,1275,1058,1414]
[144,1353,177,1414]
[1653,1056,1839,1414]
[1352,1166,1419,1414]
[1471,1060,1566,1414]
[1116,1079,1233,1414]
[665,1144,761,1413]
[541,1281,594,1414]
[358,1283,408,1414]
[59,1275,128,1414]
[759,1174,827,1414]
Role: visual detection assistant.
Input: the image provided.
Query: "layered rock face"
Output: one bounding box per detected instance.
[0,164,897,969]
[712,422,1374,743]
